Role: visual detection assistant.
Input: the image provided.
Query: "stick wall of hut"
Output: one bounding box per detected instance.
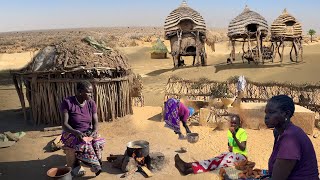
[16,75,132,125]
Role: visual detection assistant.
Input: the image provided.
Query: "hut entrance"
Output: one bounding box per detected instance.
[186,46,196,54]
[285,21,295,34]
[246,24,258,33]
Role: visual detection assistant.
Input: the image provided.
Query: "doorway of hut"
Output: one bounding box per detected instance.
[186,46,196,54]
[246,24,258,32]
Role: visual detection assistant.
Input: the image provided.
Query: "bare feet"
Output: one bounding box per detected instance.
[174,154,193,175]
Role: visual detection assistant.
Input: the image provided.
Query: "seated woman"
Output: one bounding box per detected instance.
[265,95,319,179]
[60,80,105,176]
[174,114,248,175]
[164,97,194,139]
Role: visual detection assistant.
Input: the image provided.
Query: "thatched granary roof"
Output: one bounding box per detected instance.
[20,37,130,74]
[271,9,302,38]
[151,38,168,54]
[164,1,206,35]
[228,6,268,39]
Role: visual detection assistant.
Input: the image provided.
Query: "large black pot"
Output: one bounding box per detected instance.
[126,140,149,157]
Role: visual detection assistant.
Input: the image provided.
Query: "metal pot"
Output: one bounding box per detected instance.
[126,140,149,157]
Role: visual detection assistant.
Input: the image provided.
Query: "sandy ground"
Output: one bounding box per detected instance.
[0,41,320,179]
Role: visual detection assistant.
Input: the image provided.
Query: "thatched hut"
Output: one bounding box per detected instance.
[228,6,269,64]
[150,38,168,59]
[271,9,303,63]
[12,37,133,125]
[164,0,207,67]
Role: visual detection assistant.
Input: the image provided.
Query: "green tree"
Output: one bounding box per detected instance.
[308,29,316,42]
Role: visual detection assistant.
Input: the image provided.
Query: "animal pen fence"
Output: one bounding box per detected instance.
[165,76,320,118]
[228,6,269,64]
[164,1,207,67]
[12,38,134,125]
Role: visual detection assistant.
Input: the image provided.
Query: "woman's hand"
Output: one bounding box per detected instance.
[229,127,236,136]
[75,130,86,140]
[90,130,97,138]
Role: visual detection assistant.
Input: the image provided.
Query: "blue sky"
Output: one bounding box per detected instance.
[1,0,319,33]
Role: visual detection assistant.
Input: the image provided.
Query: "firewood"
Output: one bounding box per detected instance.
[140,165,153,177]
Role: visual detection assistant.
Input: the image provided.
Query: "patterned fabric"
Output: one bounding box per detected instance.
[191,152,246,174]
[61,131,105,172]
[164,98,181,133]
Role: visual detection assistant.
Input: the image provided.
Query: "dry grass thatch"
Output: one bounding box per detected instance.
[151,38,168,54]
[11,37,134,125]
[164,1,206,36]
[271,9,303,38]
[20,37,130,74]
[228,6,268,39]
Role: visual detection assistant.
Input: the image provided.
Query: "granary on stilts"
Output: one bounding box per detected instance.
[11,37,133,125]
[150,38,168,59]
[227,6,270,64]
[271,9,303,63]
[164,0,207,67]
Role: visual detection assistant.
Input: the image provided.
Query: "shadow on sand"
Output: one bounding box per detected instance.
[0,153,125,179]
[214,61,305,73]
[147,113,162,122]
[0,154,66,179]
[0,108,47,133]
[146,65,197,76]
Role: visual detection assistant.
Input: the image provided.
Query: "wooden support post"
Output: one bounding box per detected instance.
[242,40,245,63]
[289,42,294,62]
[299,38,303,62]
[257,31,262,64]
[12,75,28,123]
[293,39,298,63]
[196,31,200,65]
[277,41,282,64]
[271,42,275,63]
[281,41,285,64]
[231,40,236,61]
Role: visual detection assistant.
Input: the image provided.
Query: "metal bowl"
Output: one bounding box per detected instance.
[126,140,149,157]
[187,133,199,143]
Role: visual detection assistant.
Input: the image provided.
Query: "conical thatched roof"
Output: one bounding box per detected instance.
[151,38,168,53]
[164,1,206,34]
[228,6,268,38]
[20,37,130,73]
[271,9,302,38]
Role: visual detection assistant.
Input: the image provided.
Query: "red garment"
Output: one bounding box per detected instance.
[191,152,246,174]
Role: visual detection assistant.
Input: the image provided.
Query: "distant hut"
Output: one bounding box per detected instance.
[164,0,207,67]
[228,6,269,64]
[271,9,303,63]
[11,37,133,125]
[150,38,168,59]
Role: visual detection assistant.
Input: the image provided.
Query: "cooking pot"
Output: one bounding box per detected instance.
[126,140,149,157]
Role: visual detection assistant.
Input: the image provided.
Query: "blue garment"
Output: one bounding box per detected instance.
[188,107,195,117]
